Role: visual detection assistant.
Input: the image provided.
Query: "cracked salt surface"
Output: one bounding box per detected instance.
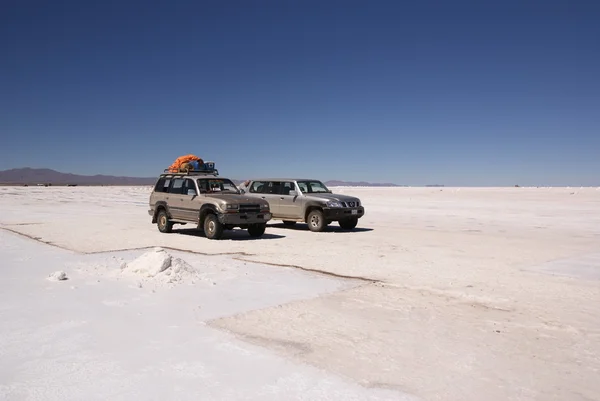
[0,230,414,401]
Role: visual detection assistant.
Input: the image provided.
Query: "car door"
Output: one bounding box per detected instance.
[179,178,199,221]
[262,181,283,215]
[167,178,186,220]
[278,181,302,219]
[246,180,266,202]
[248,181,281,215]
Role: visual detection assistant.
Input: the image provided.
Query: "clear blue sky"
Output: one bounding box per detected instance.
[1,0,598,186]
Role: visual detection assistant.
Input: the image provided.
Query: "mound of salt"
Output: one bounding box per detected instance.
[122,247,172,277]
[120,248,202,287]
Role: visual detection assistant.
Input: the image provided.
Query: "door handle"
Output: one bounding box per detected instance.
[261,196,266,199]
[280,197,284,200]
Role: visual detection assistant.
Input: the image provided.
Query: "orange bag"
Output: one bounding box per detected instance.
[167,154,204,172]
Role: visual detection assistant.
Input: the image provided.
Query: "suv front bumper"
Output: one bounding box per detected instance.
[323,207,364,220]
[218,212,272,225]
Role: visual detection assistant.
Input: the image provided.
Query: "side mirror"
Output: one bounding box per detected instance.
[289,190,298,197]
[187,189,197,196]
[240,189,246,194]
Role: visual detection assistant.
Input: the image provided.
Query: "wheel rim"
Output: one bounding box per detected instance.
[207,220,215,234]
[159,215,166,228]
[310,214,320,227]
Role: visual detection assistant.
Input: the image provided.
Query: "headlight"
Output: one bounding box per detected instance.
[226,204,239,210]
[326,201,343,208]
[260,203,270,211]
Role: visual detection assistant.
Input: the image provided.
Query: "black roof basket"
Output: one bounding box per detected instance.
[161,168,219,176]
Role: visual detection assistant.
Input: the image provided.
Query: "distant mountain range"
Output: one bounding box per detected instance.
[0,168,402,187]
[0,168,156,186]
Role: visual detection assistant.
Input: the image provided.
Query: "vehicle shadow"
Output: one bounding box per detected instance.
[267,222,374,233]
[172,228,286,241]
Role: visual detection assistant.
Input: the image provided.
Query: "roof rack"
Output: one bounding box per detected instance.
[161,168,219,176]
[160,160,219,177]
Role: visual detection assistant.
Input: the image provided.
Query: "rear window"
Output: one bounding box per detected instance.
[154,178,170,193]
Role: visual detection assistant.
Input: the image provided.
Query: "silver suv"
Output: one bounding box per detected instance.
[148,170,272,240]
[241,179,364,232]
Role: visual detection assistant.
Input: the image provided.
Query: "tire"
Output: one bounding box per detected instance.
[157,209,173,233]
[203,213,224,240]
[339,217,358,230]
[307,209,326,232]
[282,220,296,227]
[248,223,266,238]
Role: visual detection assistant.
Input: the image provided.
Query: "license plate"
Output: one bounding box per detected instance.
[351,210,358,215]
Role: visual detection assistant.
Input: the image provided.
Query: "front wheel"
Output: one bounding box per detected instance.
[248,223,266,238]
[307,210,326,232]
[204,214,224,240]
[339,217,358,230]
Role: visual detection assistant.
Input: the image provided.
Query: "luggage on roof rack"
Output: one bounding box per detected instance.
[167,154,202,173]
[165,154,218,175]
[162,158,218,176]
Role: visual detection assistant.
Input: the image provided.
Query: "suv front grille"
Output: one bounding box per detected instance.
[342,201,359,208]
[239,204,261,213]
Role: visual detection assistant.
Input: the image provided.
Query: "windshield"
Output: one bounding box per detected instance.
[197,178,240,194]
[296,180,330,194]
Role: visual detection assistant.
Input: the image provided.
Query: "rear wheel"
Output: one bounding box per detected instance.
[157,209,173,233]
[204,214,223,240]
[307,210,326,232]
[339,217,358,230]
[282,220,296,227]
[248,223,266,238]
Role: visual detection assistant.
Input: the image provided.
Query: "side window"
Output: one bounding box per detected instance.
[183,179,197,196]
[250,181,266,193]
[297,182,308,193]
[169,178,185,194]
[267,181,282,194]
[282,182,295,195]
